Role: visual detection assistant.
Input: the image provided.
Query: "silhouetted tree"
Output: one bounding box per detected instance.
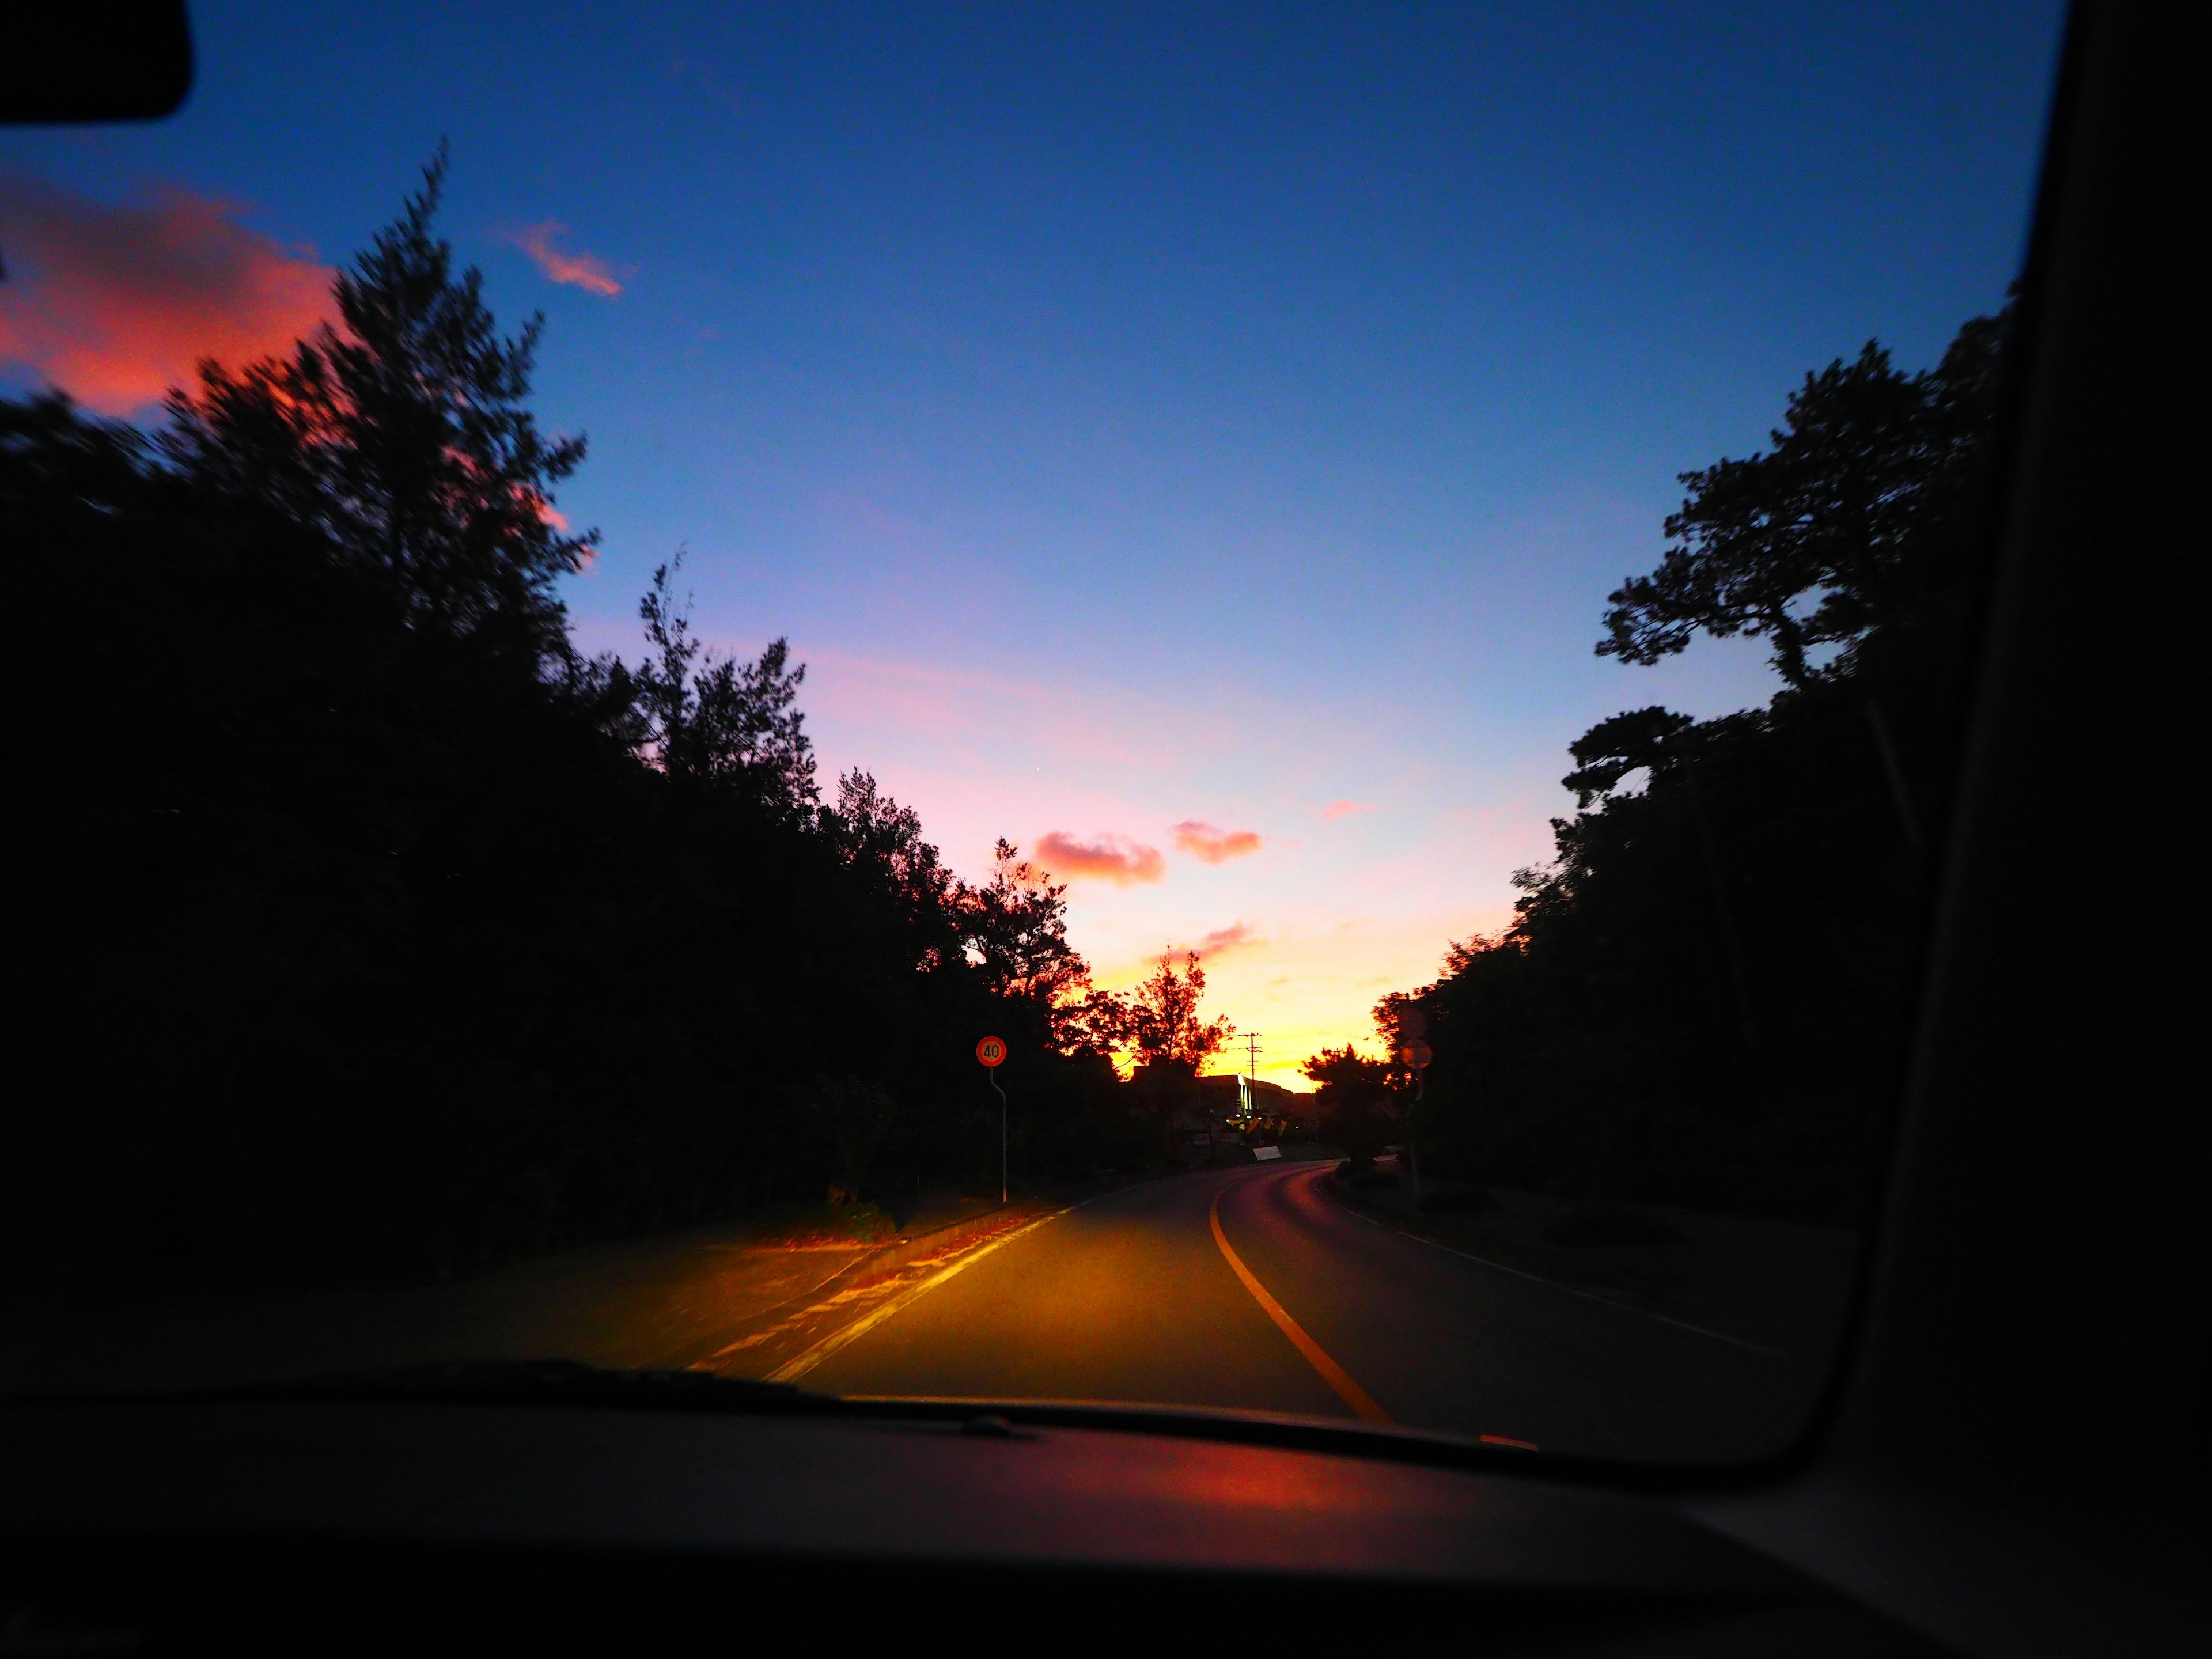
[1373,300,2015,1221]
[5,158,1183,1300]
[634,555,817,815]
[957,841,1077,999]
[1559,706,1699,808]
[164,149,593,662]
[821,770,958,964]
[1600,305,2012,689]
[1301,1046,1399,1169]
[1052,987,1137,1065]
[1127,952,1233,1076]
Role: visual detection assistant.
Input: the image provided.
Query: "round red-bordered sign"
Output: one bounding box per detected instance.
[975,1036,1007,1068]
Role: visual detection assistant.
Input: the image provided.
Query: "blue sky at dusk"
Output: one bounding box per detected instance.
[1,1,2067,1084]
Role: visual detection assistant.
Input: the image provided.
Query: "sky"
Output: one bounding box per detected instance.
[1,1,2067,1087]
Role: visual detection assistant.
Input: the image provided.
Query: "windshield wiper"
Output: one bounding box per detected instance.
[12,1365,1565,1474]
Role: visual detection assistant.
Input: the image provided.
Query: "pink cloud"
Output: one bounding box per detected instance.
[1173,820,1263,864]
[1033,832,1165,886]
[1196,922,1259,958]
[0,173,335,415]
[1324,800,1373,820]
[501,220,623,296]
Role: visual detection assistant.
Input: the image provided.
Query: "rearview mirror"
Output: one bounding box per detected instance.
[4,2,192,124]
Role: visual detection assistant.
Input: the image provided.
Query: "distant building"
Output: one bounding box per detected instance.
[1194,1073,1315,1141]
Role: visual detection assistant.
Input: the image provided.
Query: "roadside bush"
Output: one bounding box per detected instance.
[1539,1205,1687,1248]
[1418,1184,1497,1213]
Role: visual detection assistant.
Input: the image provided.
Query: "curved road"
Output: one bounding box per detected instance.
[796,1162,1819,1463]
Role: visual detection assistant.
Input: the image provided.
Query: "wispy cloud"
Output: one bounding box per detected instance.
[1197,921,1259,957]
[0,173,334,414]
[1033,832,1165,886]
[802,649,1243,775]
[1173,820,1263,864]
[499,220,624,296]
[1324,800,1373,820]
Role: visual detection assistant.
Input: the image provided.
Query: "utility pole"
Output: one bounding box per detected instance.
[1244,1032,1262,1118]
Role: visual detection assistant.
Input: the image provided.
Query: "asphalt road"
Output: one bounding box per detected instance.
[796,1161,1822,1463]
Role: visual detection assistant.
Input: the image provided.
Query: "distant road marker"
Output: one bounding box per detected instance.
[1209,1184,1392,1425]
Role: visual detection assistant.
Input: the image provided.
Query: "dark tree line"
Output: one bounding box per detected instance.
[1365,304,2015,1222]
[5,162,1210,1294]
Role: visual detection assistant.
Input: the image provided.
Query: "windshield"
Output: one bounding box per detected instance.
[1,0,2067,1465]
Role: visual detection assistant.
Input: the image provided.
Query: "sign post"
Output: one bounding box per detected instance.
[1400,1036,1434,1092]
[1397,1016,1434,1209]
[976,1036,1008,1205]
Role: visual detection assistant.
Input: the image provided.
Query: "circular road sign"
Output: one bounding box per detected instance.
[976,1036,1007,1068]
[1400,1039,1434,1070]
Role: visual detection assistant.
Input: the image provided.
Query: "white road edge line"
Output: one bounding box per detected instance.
[1305,1165,1791,1359]
[767,1206,1074,1384]
[1387,1227,1792,1357]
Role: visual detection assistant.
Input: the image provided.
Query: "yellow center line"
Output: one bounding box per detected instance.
[1209,1181,1393,1425]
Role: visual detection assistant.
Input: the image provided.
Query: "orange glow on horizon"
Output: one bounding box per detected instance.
[1082,906,1508,1093]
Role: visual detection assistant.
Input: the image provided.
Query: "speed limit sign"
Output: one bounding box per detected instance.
[975,1036,1006,1068]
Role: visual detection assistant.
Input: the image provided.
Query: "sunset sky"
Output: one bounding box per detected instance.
[1,1,2065,1086]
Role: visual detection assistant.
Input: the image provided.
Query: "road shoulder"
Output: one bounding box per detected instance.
[1317,1165,1850,1360]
